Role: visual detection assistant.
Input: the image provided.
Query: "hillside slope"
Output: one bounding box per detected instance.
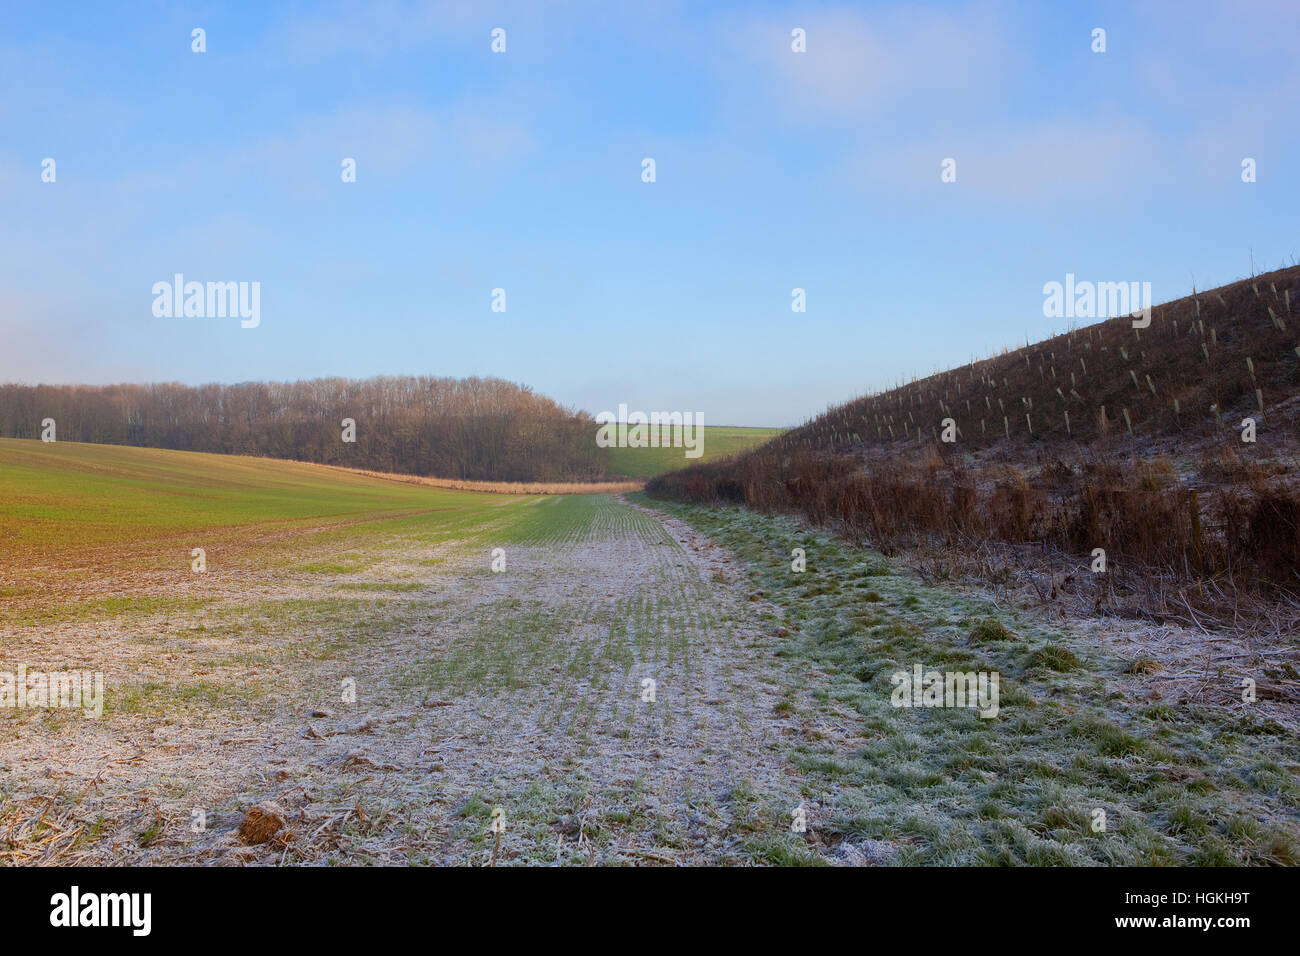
[651,266,1300,610]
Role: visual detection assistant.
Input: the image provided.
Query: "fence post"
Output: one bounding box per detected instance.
[1189,489,1204,576]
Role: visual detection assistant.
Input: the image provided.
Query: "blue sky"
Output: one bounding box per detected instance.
[2,0,1296,426]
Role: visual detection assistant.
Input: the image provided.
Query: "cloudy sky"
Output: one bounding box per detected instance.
[2,0,1296,426]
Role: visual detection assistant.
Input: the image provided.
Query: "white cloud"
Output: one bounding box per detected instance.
[276,0,494,61]
[732,2,1012,124]
[844,115,1161,201]
[227,103,533,198]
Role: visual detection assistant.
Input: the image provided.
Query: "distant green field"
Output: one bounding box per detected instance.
[0,439,520,568]
[0,433,782,572]
[599,425,781,479]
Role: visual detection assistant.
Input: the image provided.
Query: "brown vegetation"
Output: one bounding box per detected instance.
[650,265,1300,622]
[321,464,643,495]
[0,375,609,483]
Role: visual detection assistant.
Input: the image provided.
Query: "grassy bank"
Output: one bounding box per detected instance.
[639,493,1300,865]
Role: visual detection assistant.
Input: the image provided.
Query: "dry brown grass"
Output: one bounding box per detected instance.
[650,265,1300,621]
[316,464,643,495]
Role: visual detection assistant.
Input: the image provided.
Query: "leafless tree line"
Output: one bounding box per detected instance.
[0,376,609,482]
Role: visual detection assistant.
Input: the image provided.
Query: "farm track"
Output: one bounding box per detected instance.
[1,495,830,865]
[5,448,1295,866]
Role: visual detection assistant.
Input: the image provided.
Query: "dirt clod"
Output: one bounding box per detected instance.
[237,801,287,845]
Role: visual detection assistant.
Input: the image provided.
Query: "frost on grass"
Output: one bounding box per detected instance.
[646,494,1300,866]
[1,493,839,866]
